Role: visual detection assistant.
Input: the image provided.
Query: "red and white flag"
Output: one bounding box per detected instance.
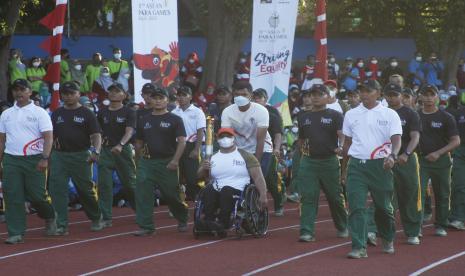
[314,0,328,81]
[39,0,67,111]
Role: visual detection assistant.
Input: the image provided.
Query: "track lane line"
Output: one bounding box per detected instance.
[242,224,434,275]
[409,249,465,276]
[77,219,334,276]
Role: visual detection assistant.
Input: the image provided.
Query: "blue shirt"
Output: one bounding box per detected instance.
[343,67,359,91]
[424,61,444,87]
[408,59,425,85]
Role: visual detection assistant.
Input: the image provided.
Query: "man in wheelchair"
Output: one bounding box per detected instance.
[196,128,268,236]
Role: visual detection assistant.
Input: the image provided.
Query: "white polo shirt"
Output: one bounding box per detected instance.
[342,102,402,160]
[0,102,53,156]
[210,149,250,192]
[171,104,206,142]
[221,102,273,154]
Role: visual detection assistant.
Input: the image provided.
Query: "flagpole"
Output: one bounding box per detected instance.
[67,0,70,38]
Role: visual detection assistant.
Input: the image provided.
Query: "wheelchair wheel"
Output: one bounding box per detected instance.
[243,184,269,237]
[193,185,207,238]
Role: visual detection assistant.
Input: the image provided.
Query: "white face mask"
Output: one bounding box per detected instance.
[114,53,122,59]
[124,73,130,79]
[189,59,195,64]
[329,57,336,63]
[357,63,364,68]
[371,60,378,64]
[416,56,422,62]
[32,61,40,67]
[74,65,82,71]
[102,72,110,77]
[102,99,110,106]
[291,126,298,134]
[240,58,246,64]
[391,62,398,67]
[218,137,235,148]
[234,96,250,107]
[329,89,337,98]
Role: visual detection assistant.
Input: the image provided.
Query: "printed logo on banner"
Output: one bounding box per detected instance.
[268,12,279,28]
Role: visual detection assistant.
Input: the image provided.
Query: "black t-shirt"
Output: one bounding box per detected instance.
[98,106,136,147]
[452,107,465,142]
[51,106,101,152]
[395,106,421,153]
[136,112,186,158]
[297,108,343,158]
[137,108,153,123]
[419,109,459,155]
[265,105,283,142]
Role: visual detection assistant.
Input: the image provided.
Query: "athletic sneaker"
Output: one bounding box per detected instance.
[133,229,155,237]
[337,229,349,238]
[367,232,377,246]
[55,227,69,236]
[449,220,465,230]
[45,216,57,236]
[347,248,368,259]
[423,213,433,222]
[299,234,315,242]
[274,208,284,217]
[382,240,395,254]
[103,220,113,228]
[4,235,24,244]
[91,219,104,232]
[177,222,188,232]
[435,227,447,237]
[407,237,420,245]
[287,193,300,203]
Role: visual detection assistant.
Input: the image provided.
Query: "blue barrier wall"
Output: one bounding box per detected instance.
[10,35,454,61]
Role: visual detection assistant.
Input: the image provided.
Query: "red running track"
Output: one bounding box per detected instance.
[0,197,464,276]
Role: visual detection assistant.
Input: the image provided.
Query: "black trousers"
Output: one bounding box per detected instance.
[203,185,242,228]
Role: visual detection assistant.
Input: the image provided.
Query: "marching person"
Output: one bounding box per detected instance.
[137,83,157,122]
[418,84,460,237]
[97,83,137,227]
[342,79,402,258]
[294,84,348,242]
[134,86,189,236]
[450,102,465,230]
[172,85,206,200]
[0,79,57,244]
[49,81,103,235]
[383,83,422,245]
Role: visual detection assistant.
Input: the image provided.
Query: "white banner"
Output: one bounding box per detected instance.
[250,0,298,107]
[132,0,179,103]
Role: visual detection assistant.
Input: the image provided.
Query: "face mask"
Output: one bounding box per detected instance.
[124,73,130,79]
[32,61,40,67]
[357,63,364,68]
[234,96,250,107]
[329,89,337,98]
[114,53,121,59]
[371,60,378,64]
[189,59,195,64]
[391,62,398,67]
[291,126,298,134]
[102,72,110,77]
[74,65,82,71]
[240,58,246,64]
[103,99,110,106]
[416,56,422,62]
[218,137,235,148]
[329,57,336,63]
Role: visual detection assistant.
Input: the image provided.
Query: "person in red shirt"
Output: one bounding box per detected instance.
[234,52,251,82]
[300,55,316,84]
[365,56,381,81]
[193,83,216,112]
[180,52,203,90]
[355,58,366,83]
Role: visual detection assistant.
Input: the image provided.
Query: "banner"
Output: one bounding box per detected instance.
[132,0,179,103]
[250,0,298,107]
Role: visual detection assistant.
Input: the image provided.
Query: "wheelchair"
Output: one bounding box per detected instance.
[193,183,269,239]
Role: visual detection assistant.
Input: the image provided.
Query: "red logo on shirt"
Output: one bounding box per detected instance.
[23,138,44,156]
[370,142,391,159]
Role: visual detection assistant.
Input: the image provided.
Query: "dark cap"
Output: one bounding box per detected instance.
[253,88,268,98]
[419,84,439,95]
[11,78,31,90]
[402,87,415,96]
[177,86,192,96]
[108,83,126,93]
[149,87,169,98]
[383,83,402,94]
[359,79,381,91]
[309,84,330,95]
[60,81,80,93]
[142,83,157,94]
[215,85,231,94]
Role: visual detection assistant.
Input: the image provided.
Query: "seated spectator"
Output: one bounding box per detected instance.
[327,52,340,80]
[340,57,359,92]
[355,58,366,83]
[234,52,251,82]
[8,49,27,85]
[366,56,381,81]
[70,59,90,93]
[408,51,425,86]
[181,52,203,90]
[381,57,404,85]
[92,66,115,104]
[196,128,267,234]
[26,57,46,93]
[424,52,444,88]
[194,83,216,112]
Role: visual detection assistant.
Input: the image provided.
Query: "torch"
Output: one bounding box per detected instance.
[205,115,215,160]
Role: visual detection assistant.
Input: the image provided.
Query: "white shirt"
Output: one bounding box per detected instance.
[171,104,206,142]
[0,102,53,156]
[327,101,343,114]
[342,103,402,160]
[221,102,273,153]
[210,149,250,191]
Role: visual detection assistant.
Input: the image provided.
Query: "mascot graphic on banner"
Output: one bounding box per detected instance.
[133,41,179,88]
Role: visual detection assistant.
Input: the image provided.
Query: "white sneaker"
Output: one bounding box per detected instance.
[407,236,420,245]
[382,239,395,254]
[449,220,465,230]
[435,227,447,237]
[367,232,377,246]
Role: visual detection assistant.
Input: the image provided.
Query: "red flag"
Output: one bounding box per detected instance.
[39,1,67,111]
[314,0,328,81]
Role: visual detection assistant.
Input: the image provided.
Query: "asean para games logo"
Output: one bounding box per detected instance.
[23,137,44,156]
[268,12,279,28]
[370,142,391,160]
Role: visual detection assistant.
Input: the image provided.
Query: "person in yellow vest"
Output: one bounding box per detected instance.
[108,48,129,81]
[60,49,72,83]
[86,53,103,87]
[26,57,47,93]
[8,49,27,84]
[70,59,89,93]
